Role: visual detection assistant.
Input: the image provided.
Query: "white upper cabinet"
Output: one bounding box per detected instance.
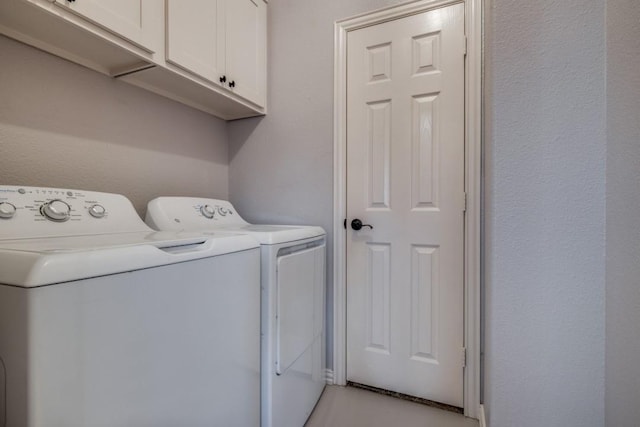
[52,0,162,53]
[166,0,266,107]
[225,0,266,106]
[0,0,266,119]
[166,0,226,84]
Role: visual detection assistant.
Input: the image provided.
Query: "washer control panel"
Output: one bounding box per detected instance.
[41,199,72,222]
[88,204,106,218]
[0,202,17,219]
[0,186,149,240]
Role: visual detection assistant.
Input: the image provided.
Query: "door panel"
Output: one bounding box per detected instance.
[366,100,392,209]
[346,3,465,407]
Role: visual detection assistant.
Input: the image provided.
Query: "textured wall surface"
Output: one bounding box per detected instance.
[0,36,229,216]
[228,0,406,368]
[605,1,640,425]
[2,2,630,424]
[484,0,606,426]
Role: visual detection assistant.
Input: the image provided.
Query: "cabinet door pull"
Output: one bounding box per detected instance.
[219,75,227,84]
[229,80,235,88]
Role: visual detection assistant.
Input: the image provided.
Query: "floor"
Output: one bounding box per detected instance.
[305,386,479,427]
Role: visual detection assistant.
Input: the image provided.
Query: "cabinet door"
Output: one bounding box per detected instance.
[53,0,161,53]
[166,0,226,85]
[225,0,266,107]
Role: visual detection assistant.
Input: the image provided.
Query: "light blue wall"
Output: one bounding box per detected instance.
[0,36,230,215]
[605,1,640,425]
[483,0,606,425]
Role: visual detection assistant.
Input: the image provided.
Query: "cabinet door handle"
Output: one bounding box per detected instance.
[229,80,235,88]
[219,75,226,84]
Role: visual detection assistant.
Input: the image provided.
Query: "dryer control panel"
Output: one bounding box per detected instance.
[146,197,249,231]
[0,186,150,240]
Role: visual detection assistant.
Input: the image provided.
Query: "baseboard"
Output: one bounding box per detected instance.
[478,404,487,427]
[324,369,334,384]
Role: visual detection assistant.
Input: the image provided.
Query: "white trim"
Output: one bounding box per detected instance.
[333,0,482,419]
[463,0,483,419]
[479,404,487,427]
[335,0,464,31]
[325,369,335,385]
[332,13,348,387]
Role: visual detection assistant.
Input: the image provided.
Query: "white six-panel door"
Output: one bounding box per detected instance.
[346,3,465,407]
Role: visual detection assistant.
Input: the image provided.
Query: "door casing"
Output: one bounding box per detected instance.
[332,0,482,419]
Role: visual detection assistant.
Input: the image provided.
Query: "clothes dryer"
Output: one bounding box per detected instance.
[146,197,326,427]
[0,186,261,427]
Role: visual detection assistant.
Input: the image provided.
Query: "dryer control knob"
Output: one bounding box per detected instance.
[88,204,106,218]
[201,204,216,219]
[41,199,71,222]
[217,207,229,216]
[0,202,16,219]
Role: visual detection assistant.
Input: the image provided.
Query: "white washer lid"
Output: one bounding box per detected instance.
[0,231,258,288]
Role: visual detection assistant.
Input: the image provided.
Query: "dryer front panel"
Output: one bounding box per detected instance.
[275,243,325,376]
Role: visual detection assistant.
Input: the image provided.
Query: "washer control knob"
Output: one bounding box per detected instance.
[200,204,216,219]
[0,202,16,219]
[41,199,71,222]
[217,207,229,216]
[88,204,106,218]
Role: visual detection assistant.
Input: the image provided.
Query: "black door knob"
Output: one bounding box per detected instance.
[351,219,373,231]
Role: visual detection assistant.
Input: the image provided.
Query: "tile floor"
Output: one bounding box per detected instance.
[305,386,479,427]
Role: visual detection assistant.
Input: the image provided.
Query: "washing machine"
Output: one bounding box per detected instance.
[145,197,326,427]
[0,186,261,427]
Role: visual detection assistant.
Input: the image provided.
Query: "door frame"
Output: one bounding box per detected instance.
[332,0,482,418]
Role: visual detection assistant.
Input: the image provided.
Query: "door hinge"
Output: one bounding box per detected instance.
[344,218,347,229]
[463,192,467,212]
[461,347,467,368]
[463,36,468,56]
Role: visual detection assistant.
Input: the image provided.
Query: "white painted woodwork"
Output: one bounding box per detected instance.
[0,0,267,119]
[166,0,225,84]
[334,0,483,417]
[165,0,266,107]
[225,0,266,105]
[346,3,465,407]
[366,243,391,352]
[118,65,264,120]
[53,0,161,53]
[0,0,159,76]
